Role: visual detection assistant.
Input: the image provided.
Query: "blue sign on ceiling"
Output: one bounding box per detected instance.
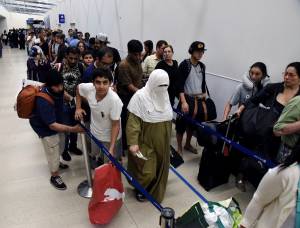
[59,14,65,24]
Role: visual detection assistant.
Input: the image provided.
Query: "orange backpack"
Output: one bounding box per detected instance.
[16,85,54,119]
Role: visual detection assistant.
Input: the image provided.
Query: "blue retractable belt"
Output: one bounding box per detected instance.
[170,166,209,204]
[80,107,277,213]
[80,122,212,208]
[79,123,163,212]
[173,108,276,168]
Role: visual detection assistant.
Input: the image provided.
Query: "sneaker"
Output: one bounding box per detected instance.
[50,176,67,190]
[135,190,147,202]
[59,162,69,170]
[62,150,71,161]
[69,147,83,155]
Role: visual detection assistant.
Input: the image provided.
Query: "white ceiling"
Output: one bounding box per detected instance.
[0,0,60,15]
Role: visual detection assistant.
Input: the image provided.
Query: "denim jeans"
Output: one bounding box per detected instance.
[63,101,78,151]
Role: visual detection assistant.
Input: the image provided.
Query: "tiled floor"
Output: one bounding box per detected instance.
[0,47,253,227]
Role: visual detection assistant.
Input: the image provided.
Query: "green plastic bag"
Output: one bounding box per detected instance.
[176,198,242,228]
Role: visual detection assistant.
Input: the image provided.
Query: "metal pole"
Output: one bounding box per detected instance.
[77,122,93,198]
[159,207,175,228]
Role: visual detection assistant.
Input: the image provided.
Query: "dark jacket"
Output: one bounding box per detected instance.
[244,82,300,112]
[176,59,207,96]
[27,58,51,82]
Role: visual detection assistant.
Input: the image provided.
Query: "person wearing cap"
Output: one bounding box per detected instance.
[126,69,173,203]
[95,33,121,72]
[29,69,84,190]
[115,39,143,151]
[142,40,168,84]
[175,41,208,155]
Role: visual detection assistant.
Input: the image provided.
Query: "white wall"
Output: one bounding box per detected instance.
[0,5,8,32]
[47,0,300,119]
[0,5,43,33]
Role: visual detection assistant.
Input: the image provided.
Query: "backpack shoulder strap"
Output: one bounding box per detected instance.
[36,92,54,105]
[199,62,210,97]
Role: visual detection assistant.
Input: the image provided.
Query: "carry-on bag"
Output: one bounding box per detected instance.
[176,198,242,228]
[197,115,238,191]
[88,163,125,224]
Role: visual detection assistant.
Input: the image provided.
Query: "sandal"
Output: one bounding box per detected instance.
[184,145,198,154]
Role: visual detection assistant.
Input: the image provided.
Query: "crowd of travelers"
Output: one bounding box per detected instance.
[2,27,300,228]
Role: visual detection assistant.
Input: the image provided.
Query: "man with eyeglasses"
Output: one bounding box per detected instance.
[95,33,121,72]
[82,47,114,83]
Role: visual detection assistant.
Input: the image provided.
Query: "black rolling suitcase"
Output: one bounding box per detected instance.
[197,115,238,191]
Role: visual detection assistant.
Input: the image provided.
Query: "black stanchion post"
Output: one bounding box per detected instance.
[159,207,175,228]
[77,122,93,198]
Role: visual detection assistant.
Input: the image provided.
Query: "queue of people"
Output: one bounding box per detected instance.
[6,26,300,227]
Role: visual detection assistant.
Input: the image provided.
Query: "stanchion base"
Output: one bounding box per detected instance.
[77,180,93,198]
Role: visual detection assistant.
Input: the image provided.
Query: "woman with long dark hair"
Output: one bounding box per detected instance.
[235,62,300,191]
[273,63,300,164]
[142,40,154,62]
[223,62,270,120]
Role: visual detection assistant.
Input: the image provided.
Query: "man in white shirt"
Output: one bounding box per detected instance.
[75,68,123,166]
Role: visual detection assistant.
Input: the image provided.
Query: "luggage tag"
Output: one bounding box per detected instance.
[135,151,148,161]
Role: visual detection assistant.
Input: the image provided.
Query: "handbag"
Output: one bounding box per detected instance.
[240,94,280,137]
[198,85,217,121]
[88,164,125,224]
[176,198,242,228]
[170,145,184,168]
[184,59,217,122]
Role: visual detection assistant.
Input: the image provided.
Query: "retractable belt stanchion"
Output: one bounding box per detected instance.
[77,121,93,198]
[79,122,178,226]
[160,207,175,228]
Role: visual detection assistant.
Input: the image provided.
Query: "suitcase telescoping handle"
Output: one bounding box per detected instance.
[221,114,238,155]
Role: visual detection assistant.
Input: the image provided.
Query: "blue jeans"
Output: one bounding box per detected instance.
[63,101,78,151]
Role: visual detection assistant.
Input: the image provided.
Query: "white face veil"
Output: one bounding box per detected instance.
[127,69,173,123]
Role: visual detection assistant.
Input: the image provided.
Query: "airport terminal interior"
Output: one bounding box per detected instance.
[1,0,300,228]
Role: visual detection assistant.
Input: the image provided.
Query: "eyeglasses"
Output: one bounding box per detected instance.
[283,72,298,77]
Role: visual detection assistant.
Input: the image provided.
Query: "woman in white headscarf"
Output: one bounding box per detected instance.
[126,69,173,203]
